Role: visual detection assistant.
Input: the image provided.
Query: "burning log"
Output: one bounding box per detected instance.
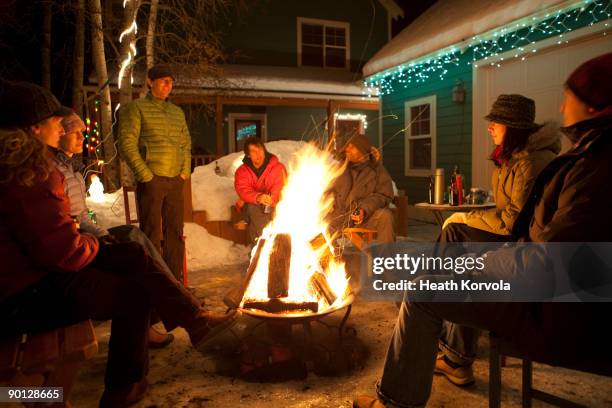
[225,238,266,309]
[267,233,292,299]
[310,272,337,306]
[243,299,318,314]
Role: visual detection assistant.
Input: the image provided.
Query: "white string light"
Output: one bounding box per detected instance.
[364,0,611,96]
[116,1,139,106]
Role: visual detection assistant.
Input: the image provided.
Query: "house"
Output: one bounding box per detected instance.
[84,0,404,163]
[363,0,612,203]
[173,0,404,157]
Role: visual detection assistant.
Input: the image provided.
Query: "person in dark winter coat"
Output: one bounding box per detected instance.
[0,82,237,408]
[354,52,612,408]
[234,136,287,243]
[328,134,395,243]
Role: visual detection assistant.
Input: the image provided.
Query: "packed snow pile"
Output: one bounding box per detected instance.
[191,140,306,221]
[87,188,129,230]
[87,188,250,270]
[184,223,250,270]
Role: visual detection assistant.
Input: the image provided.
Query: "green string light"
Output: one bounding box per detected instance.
[364,0,611,96]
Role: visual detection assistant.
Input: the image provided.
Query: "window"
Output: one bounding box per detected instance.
[298,18,350,69]
[405,96,436,176]
[228,113,267,153]
[333,113,367,151]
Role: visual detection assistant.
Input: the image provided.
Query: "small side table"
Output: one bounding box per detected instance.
[415,202,496,228]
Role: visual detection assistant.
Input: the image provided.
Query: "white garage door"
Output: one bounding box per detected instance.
[471,27,612,190]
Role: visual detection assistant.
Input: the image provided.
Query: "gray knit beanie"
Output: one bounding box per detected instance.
[484,94,540,129]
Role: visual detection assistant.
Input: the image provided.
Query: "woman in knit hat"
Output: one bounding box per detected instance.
[440,94,561,242]
[435,94,561,387]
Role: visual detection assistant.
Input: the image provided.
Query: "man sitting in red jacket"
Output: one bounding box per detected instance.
[234,136,287,243]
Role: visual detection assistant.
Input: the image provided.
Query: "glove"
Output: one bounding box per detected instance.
[256,193,272,206]
[442,212,468,230]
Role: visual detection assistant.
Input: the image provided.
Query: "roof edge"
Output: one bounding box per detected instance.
[364,0,583,79]
[377,0,404,20]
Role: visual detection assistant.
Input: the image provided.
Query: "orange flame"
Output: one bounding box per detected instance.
[241,143,349,312]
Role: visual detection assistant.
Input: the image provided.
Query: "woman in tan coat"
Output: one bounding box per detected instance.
[440,94,561,242]
[435,94,561,387]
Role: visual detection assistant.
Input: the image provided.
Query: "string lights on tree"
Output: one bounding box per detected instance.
[364,0,611,96]
[84,100,102,156]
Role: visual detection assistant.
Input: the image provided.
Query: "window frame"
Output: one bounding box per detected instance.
[227,113,267,153]
[297,17,350,70]
[404,95,436,177]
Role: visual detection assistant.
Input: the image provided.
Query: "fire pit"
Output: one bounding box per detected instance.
[211,144,366,380]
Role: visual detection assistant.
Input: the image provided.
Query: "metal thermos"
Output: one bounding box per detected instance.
[433,168,445,204]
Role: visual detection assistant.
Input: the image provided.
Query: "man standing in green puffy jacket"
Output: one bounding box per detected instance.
[118,64,191,283]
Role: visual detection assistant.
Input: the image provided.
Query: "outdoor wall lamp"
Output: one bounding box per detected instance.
[452,80,466,104]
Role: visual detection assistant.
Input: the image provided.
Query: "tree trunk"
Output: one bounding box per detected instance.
[88,0,119,192]
[140,0,158,97]
[118,0,138,106]
[146,0,158,69]
[118,0,139,187]
[72,0,85,116]
[41,1,52,89]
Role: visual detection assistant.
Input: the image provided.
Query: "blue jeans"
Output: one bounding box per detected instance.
[376,245,538,406]
[377,301,520,407]
[439,322,479,365]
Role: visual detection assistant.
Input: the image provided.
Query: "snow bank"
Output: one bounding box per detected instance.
[184,222,250,270]
[87,188,250,270]
[191,140,306,221]
[87,188,129,230]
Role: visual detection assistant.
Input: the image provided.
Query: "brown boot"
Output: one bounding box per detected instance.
[186,309,240,350]
[434,354,475,386]
[99,377,148,408]
[148,326,174,349]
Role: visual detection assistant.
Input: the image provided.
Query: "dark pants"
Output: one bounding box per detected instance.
[0,242,200,390]
[137,175,185,282]
[377,301,521,407]
[244,203,273,243]
[436,223,511,365]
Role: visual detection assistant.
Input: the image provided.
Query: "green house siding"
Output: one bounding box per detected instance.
[266,106,380,147]
[381,61,473,203]
[266,107,327,141]
[223,0,388,71]
[184,105,379,157]
[378,5,607,204]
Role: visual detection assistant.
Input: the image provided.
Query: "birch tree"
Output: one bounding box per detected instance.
[89,0,119,191]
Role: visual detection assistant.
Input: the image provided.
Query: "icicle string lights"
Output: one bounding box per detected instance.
[364,0,611,96]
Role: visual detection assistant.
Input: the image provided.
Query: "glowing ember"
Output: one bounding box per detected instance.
[88,174,105,203]
[241,143,350,313]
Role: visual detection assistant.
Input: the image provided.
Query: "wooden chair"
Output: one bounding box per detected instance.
[0,320,98,407]
[343,227,377,250]
[489,332,611,408]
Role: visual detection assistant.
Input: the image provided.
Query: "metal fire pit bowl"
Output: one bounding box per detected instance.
[239,293,355,324]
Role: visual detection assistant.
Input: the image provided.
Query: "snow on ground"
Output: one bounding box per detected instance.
[86,188,250,270]
[87,188,129,230]
[191,139,306,221]
[184,223,250,270]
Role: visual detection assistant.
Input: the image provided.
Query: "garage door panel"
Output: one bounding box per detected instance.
[472,32,612,190]
[524,53,564,89]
